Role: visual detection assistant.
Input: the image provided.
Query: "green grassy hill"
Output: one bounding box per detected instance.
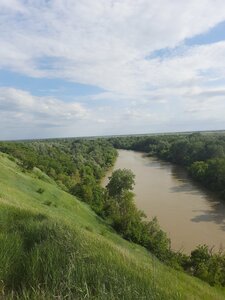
[0,152,224,299]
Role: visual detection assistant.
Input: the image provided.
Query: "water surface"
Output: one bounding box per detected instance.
[103,150,225,253]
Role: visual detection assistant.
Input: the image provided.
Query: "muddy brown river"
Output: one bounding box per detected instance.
[103,149,225,253]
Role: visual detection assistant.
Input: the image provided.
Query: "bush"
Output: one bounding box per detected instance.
[36,188,45,194]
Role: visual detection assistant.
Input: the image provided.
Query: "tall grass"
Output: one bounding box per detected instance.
[0,205,171,299]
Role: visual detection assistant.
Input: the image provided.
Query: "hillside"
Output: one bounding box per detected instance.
[0,152,225,299]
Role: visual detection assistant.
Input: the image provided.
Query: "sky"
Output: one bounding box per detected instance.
[1,0,225,140]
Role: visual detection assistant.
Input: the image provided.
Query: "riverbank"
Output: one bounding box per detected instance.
[103,149,225,253]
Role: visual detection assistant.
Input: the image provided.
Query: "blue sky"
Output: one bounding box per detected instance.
[0,0,225,140]
[0,70,103,99]
[186,20,225,46]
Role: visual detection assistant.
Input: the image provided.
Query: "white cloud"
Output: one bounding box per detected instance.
[0,87,89,130]
[1,1,225,137]
[1,1,225,85]
[0,0,26,12]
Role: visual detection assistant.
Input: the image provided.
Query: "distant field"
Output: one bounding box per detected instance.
[1,129,225,143]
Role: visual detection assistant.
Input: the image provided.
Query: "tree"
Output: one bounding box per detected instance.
[190,245,210,281]
[189,161,208,182]
[106,169,135,197]
[145,217,171,261]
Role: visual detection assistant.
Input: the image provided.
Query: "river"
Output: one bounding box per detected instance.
[103,149,225,253]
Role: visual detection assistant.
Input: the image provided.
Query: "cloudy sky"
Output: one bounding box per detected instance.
[1,0,225,140]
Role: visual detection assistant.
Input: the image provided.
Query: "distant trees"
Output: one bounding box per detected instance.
[189,159,225,197]
[108,133,225,200]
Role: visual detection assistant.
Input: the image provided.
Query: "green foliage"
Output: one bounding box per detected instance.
[145,217,171,261]
[106,169,135,197]
[189,161,209,183]
[104,169,172,264]
[0,139,117,214]
[108,133,225,199]
[190,245,225,286]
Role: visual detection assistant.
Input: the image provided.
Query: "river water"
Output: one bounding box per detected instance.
[103,149,225,253]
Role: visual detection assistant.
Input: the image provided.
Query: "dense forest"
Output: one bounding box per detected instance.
[0,136,225,287]
[0,139,117,214]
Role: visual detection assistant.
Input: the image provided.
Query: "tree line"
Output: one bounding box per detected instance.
[108,132,225,199]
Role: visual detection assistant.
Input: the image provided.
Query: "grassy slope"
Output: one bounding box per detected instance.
[0,152,224,300]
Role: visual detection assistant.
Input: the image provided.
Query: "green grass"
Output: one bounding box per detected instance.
[0,152,225,299]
